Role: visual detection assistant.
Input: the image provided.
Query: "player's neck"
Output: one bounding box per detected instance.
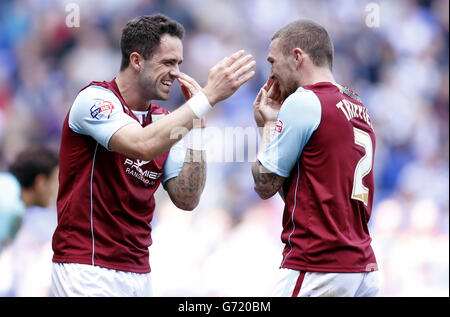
[116,71,151,111]
[300,67,336,87]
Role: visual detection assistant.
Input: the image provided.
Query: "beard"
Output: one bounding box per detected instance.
[138,74,162,101]
[282,80,300,99]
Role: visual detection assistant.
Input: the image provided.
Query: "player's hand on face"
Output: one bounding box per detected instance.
[253,80,268,127]
[202,50,256,106]
[177,73,206,129]
[177,72,202,100]
[253,77,283,126]
[267,77,284,104]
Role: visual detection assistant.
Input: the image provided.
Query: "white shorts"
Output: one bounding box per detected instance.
[272,268,380,297]
[51,262,152,297]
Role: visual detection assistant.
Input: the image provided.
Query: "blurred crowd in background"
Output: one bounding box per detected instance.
[0,0,448,296]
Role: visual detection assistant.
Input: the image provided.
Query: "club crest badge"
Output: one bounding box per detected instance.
[275,119,283,133]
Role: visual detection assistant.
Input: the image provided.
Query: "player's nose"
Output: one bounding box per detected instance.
[169,64,180,78]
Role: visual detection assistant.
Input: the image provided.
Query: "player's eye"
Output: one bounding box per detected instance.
[162,59,174,66]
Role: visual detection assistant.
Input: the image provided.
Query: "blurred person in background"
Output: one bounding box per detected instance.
[51,13,255,297]
[0,145,58,296]
[252,20,379,297]
[0,173,25,254]
[9,146,59,210]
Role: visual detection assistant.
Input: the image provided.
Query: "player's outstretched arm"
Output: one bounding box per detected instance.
[109,50,256,162]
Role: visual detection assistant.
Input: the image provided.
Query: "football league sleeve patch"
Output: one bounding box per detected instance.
[68,85,135,150]
[257,88,322,177]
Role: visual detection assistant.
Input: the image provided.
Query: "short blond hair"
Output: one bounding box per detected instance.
[272,20,334,70]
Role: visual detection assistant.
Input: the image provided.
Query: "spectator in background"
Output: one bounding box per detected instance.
[0,145,59,296]
[9,146,59,210]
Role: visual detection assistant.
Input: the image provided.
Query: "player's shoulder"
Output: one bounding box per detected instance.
[277,87,322,130]
[281,87,321,116]
[336,84,363,104]
[76,84,120,104]
[68,84,127,128]
[285,86,321,103]
[71,85,123,120]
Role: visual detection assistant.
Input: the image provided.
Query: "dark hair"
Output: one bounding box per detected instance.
[272,20,334,70]
[120,14,185,71]
[9,145,59,189]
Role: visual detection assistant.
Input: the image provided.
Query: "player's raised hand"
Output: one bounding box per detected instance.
[254,77,283,126]
[202,50,256,106]
[177,72,202,100]
[177,72,206,128]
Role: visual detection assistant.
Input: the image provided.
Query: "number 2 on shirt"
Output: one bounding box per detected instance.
[351,127,373,206]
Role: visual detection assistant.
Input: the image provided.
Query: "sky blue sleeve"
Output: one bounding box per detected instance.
[257,88,322,177]
[68,85,136,150]
[162,140,185,184]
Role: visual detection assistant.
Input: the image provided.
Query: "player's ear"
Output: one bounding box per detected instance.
[129,52,143,72]
[293,48,303,70]
[33,173,48,195]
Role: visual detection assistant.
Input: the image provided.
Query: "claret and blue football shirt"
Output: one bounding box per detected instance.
[53,79,184,273]
[258,82,378,273]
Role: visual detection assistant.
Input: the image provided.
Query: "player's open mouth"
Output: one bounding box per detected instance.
[161,80,172,93]
[160,80,172,93]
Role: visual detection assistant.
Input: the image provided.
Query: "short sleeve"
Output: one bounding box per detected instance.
[68,85,136,150]
[257,88,322,177]
[162,140,185,184]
